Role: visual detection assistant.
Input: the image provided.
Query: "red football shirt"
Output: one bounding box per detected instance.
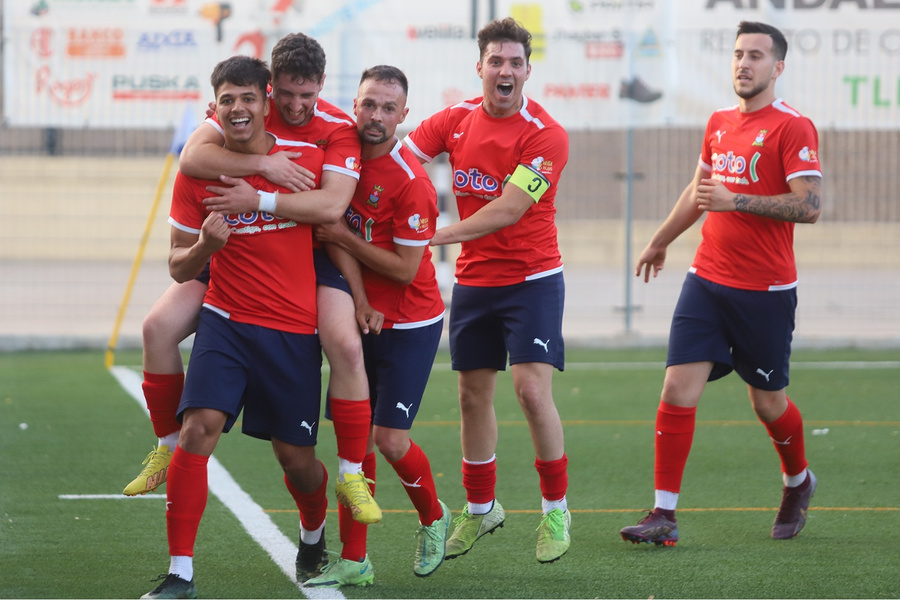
[694,99,822,291]
[347,140,444,328]
[168,141,317,333]
[405,96,568,286]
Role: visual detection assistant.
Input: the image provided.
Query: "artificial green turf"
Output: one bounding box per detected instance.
[1,349,898,598]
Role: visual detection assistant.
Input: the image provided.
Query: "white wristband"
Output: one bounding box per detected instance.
[257,190,278,214]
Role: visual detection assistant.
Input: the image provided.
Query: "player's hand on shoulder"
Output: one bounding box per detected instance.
[261,151,316,192]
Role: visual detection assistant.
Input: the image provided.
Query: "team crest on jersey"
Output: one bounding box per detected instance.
[367,185,384,208]
[316,139,328,148]
[752,129,768,147]
[408,213,429,234]
[530,156,553,174]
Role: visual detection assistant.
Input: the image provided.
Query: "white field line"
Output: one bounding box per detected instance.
[104,365,346,600]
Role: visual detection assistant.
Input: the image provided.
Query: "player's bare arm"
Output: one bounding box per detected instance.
[430,180,533,245]
[204,170,355,224]
[637,166,706,282]
[168,213,229,283]
[697,175,821,223]
[179,121,315,192]
[316,222,424,286]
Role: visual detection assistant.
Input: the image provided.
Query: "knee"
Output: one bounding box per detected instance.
[373,428,409,463]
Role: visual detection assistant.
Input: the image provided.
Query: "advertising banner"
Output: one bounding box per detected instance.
[3,0,898,130]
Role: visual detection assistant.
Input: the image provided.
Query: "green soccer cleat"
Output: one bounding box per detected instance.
[414,500,451,577]
[124,445,173,496]
[141,574,197,599]
[445,500,505,559]
[335,473,382,524]
[535,508,571,563]
[302,554,375,588]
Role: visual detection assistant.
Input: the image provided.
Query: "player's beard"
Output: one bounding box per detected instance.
[734,79,767,101]
[361,123,389,145]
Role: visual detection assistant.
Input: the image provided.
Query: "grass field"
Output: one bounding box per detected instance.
[1,347,899,599]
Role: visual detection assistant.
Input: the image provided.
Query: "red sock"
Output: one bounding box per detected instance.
[654,402,696,493]
[284,461,328,531]
[762,397,808,477]
[166,446,209,557]
[461,456,496,505]
[535,454,568,501]
[330,398,372,463]
[340,452,375,561]
[142,371,183,438]
[389,440,442,525]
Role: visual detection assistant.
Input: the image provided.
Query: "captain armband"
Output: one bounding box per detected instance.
[257,190,278,214]
[503,164,551,203]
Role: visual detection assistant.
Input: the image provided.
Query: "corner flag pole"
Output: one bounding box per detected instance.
[105,106,196,369]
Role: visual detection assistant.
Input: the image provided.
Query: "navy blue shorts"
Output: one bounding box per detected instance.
[179,308,323,445]
[449,272,565,372]
[196,261,211,285]
[325,320,443,430]
[314,248,351,294]
[667,272,796,390]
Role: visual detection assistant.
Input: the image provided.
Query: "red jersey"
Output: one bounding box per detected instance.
[168,141,317,333]
[346,140,444,329]
[694,99,822,291]
[405,96,568,287]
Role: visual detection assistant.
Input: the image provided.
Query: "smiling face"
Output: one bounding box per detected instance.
[353,77,408,156]
[215,81,269,150]
[271,72,323,127]
[477,40,531,119]
[732,32,783,110]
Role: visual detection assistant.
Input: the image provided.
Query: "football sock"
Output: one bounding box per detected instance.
[169,555,193,582]
[142,371,183,438]
[535,454,568,512]
[655,489,679,511]
[389,440,442,525]
[340,452,375,561]
[461,455,497,513]
[165,446,209,557]
[284,461,328,533]
[330,397,372,466]
[762,397,808,479]
[654,401,696,494]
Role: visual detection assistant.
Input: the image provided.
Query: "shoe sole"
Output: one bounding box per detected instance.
[445,520,505,559]
[620,532,677,547]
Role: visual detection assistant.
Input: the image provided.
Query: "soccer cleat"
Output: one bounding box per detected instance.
[141,574,197,599]
[335,473,382,524]
[535,508,571,563]
[295,525,327,583]
[772,470,817,540]
[620,509,679,546]
[445,500,505,559]
[414,500,451,577]
[124,445,173,496]
[302,554,375,588]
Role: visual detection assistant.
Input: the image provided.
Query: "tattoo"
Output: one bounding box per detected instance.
[733,176,821,223]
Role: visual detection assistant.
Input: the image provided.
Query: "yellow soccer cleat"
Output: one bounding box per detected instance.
[335,472,382,524]
[123,445,173,496]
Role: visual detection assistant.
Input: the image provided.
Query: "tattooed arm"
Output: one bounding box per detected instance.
[696,175,821,224]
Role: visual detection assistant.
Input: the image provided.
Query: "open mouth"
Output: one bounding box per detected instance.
[230,116,250,129]
[497,82,514,97]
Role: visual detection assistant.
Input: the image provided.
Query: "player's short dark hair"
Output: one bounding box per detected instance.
[737,21,788,61]
[271,33,326,84]
[477,17,532,63]
[210,55,270,96]
[359,65,408,96]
